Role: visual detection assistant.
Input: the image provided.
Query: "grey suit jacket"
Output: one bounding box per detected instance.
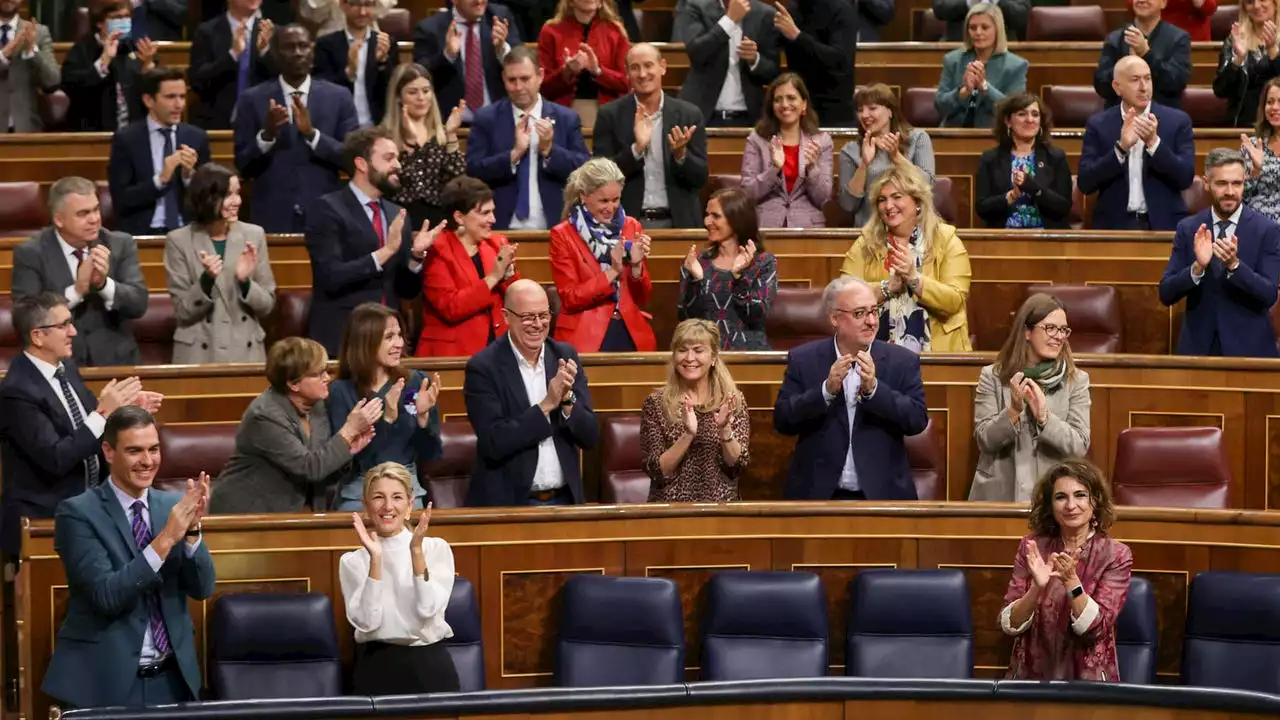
[210,388,352,514]
[935,48,1028,129]
[0,20,60,132]
[164,221,277,364]
[674,0,780,121]
[12,228,148,367]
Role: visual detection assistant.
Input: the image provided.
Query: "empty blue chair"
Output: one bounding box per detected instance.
[702,571,828,681]
[1182,571,1280,692]
[443,577,485,691]
[555,575,684,687]
[845,569,972,679]
[208,593,342,700]
[1116,576,1157,684]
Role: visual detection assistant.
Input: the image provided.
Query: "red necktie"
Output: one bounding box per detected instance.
[369,201,385,248]
[464,21,484,110]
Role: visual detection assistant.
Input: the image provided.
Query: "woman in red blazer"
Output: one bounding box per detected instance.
[538,0,631,123]
[549,158,657,353]
[417,177,521,357]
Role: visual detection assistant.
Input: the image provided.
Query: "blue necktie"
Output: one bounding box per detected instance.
[130,501,172,656]
[236,22,252,98]
[515,114,531,221]
[160,127,182,229]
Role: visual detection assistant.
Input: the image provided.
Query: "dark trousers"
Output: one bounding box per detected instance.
[353,641,461,696]
[124,662,191,707]
[599,317,636,352]
[528,487,573,506]
[1123,212,1152,231]
[832,488,867,500]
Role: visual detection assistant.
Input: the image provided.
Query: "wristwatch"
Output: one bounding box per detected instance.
[559,390,576,407]
[1069,584,1084,599]
[721,428,737,444]
[185,523,203,539]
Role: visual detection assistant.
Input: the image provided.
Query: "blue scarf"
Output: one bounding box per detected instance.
[571,203,628,300]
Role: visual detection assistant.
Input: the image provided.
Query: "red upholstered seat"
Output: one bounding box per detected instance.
[1026,6,1107,41]
[602,414,649,504]
[1070,175,1085,229]
[765,287,829,350]
[1182,87,1230,127]
[0,295,18,372]
[1112,427,1231,508]
[1025,284,1123,353]
[1212,5,1239,40]
[913,8,946,41]
[134,293,177,365]
[155,424,238,492]
[380,8,412,42]
[933,176,956,224]
[96,181,116,231]
[906,419,943,500]
[1042,86,1105,128]
[712,175,743,191]
[0,181,47,237]
[265,288,312,349]
[37,89,70,132]
[1183,176,1210,215]
[902,87,939,128]
[632,10,673,43]
[423,420,475,508]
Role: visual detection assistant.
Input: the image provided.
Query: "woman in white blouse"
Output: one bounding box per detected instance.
[340,462,460,695]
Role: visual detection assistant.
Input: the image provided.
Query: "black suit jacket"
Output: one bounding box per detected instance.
[312,29,400,126]
[107,120,213,235]
[676,0,781,122]
[781,0,857,126]
[133,0,188,41]
[1094,21,1191,109]
[412,6,522,118]
[189,15,278,129]
[593,93,709,228]
[303,186,424,354]
[974,144,1074,229]
[0,354,105,555]
[463,337,599,506]
[59,36,148,131]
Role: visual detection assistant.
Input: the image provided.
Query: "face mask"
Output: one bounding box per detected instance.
[105,17,132,39]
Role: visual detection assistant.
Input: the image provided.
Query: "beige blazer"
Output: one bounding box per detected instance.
[969,364,1092,502]
[164,222,277,364]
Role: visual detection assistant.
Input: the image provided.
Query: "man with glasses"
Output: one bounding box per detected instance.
[463,279,599,506]
[773,276,928,500]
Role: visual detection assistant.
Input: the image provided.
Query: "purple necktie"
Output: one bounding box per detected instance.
[130,501,171,656]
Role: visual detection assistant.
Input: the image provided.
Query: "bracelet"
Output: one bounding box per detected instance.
[720,429,736,443]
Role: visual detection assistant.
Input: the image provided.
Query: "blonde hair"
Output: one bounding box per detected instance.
[1240,0,1280,52]
[660,320,739,424]
[266,337,328,394]
[561,157,626,220]
[381,62,447,149]
[858,161,943,264]
[548,0,628,33]
[963,2,1008,55]
[361,461,415,519]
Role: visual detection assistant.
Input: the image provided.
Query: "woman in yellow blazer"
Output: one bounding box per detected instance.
[839,160,972,352]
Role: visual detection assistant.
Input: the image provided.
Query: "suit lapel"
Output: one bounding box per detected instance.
[493,336,527,404]
[339,185,381,252]
[40,230,75,295]
[217,225,243,307]
[819,339,850,434]
[100,484,141,559]
[997,151,1014,192]
[17,355,73,433]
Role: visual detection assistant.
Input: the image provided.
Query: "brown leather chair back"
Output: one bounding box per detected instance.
[156,424,238,492]
[1183,176,1210,215]
[905,419,942,500]
[765,287,830,350]
[134,293,177,365]
[0,181,47,237]
[37,89,71,132]
[632,10,673,43]
[422,420,475,508]
[1026,6,1107,41]
[265,288,312,348]
[902,87,939,128]
[933,176,957,224]
[1070,175,1085,229]
[97,181,116,231]
[1042,86,1105,128]
[913,8,946,41]
[68,6,91,40]
[0,295,18,372]
[1025,284,1123,353]
[1182,87,1230,128]
[602,414,648,503]
[380,8,412,42]
[1212,5,1239,40]
[1112,427,1231,508]
[713,175,743,191]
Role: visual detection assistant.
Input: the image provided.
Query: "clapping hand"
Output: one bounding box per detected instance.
[445,101,466,136]
[770,134,786,169]
[445,20,462,58]
[383,377,406,423]
[198,250,224,279]
[854,350,877,394]
[1214,233,1240,270]
[1242,134,1265,172]
[738,37,759,63]
[860,135,877,165]
[633,107,655,153]
[375,31,391,63]
[413,220,447,259]
[416,373,441,427]
[100,30,122,65]
[802,140,820,171]
[1026,543,1054,589]
[668,125,697,162]
[492,17,510,50]
[772,1,800,40]
[1192,223,1214,272]
[633,233,653,262]
[681,391,699,435]
[712,394,735,439]
[1134,112,1158,147]
[352,511,382,558]
[1022,378,1047,424]
[235,242,258,282]
[563,46,586,75]
[292,94,314,137]
[97,376,142,417]
[135,37,158,69]
[683,244,704,280]
[1123,24,1150,56]
[264,99,290,141]
[256,19,274,55]
[580,43,601,75]
[1119,107,1140,151]
[874,132,900,158]
[825,353,854,395]
[88,245,111,290]
[1231,22,1248,63]
[411,501,434,543]
[135,390,164,414]
[535,117,555,156]
[730,238,757,276]
[1007,371,1027,415]
[1050,550,1080,587]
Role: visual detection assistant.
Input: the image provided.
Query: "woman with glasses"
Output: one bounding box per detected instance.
[549,158,657,353]
[970,294,1091,502]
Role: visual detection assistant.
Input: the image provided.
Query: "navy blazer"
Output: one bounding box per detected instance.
[233,77,359,233]
[0,354,105,555]
[189,14,278,129]
[465,98,591,230]
[773,338,929,500]
[303,185,424,355]
[1159,207,1280,357]
[42,483,215,708]
[312,29,401,126]
[463,337,599,506]
[1076,102,1196,231]
[107,120,213,235]
[412,6,522,118]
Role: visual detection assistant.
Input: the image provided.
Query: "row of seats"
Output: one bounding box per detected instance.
[921,4,1238,42]
[899,86,1230,130]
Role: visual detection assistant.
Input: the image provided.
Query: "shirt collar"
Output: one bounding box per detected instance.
[349,181,378,208]
[55,231,89,258]
[0,16,19,31]
[108,476,150,515]
[507,334,544,370]
[23,351,61,381]
[145,116,173,134]
[280,75,312,98]
[1213,203,1245,227]
[453,10,482,27]
[1121,102,1152,118]
[345,26,377,44]
[513,97,544,122]
[226,10,261,29]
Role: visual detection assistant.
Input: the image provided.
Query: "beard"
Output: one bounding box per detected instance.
[369,166,401,197]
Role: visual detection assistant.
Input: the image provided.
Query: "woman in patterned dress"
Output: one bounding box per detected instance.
[679,187,778,350]
[1000,458,1133,681]
[1241,77,1280,222]
[640,319,751,503]
[380,63,466,228]
[975,93,1073,229]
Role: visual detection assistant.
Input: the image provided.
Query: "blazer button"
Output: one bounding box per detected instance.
[246,342,252,348]
[201,343,208,350]
[242,316,248,322]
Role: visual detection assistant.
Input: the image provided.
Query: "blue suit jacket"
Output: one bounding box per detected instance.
[773,338,928,500]
[1159,207,1280,357]
[107,120,212,235]
[1076,102,1196,231]
[465,98,591,229]
[463,337,599,506]
[42,483,216,708]
[233,78,358,233]
[411,6,522,119]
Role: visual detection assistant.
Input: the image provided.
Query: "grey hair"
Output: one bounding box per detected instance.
[562,158,626,220]
[823,276,873,315]
[1205,147,1247,174]
[48,176,97,215]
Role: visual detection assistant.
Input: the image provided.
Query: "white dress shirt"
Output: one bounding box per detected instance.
[345,28,373,126]
[818,337,878,492]
[1191,202,1244,285]
[348,182,426,275]
[508,337,566,491]
[339,528,456,646]
[508,97,549,230]
[146,116,188,229]
[713,15,759,113]
[448,12,511,122]
[57,232,117,311]
[633,93,671,212]
[23,352,106,439]
[1113,103,1161,213]
[256,75,324,153]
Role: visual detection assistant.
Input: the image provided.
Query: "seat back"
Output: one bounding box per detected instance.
[1112,427,1231,508]
[155,423,238,492]
[632,9,673,43]
[555,575,684,687]
[1026,6,1107,40]
[702,571,828,681]
[38,89,71,133]
[902,87,939,128]
[208,593,342,700]
[134,293,177,365]
[1116,576,1157,684]
[1070,175,1085,229]
[0,295,18,372]
[933,176,957,224]
[0,181,46,237]
[96,181,116,231]
[1212,5,1239,40]
[444,577,485,691]
[1042,86,1105,128]
[765,287,829,350]
[845,569,972,679]
[1025,284,1123,353]
[265,288,312,349]
[1182,572,1280,693]
[1182,87,1230,127]
[905,419,943,500]
[422,420,475,508]
[1183,175,1210,214]
[913,8,946,41]
[602,414,648,503]
[380,8,412,41]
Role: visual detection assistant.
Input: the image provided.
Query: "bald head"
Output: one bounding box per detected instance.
[626,43,666,99]
[626,42,662,65]
[505,279,548,313]
[1112,56,1153,111]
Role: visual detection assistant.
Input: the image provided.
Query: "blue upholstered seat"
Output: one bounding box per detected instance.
[444,577,485,691]
[555,575,684,687]
[845,569,973,679]
[1182,572,1280,692]
[701,571,828,681]
[208,592,342,700]
[1116,576,1157,684]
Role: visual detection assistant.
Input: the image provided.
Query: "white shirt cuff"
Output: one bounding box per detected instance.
[183,535,202,556]
[632,145,645,160]
[1071,595,1100,635]
[497,41,510,59]
[370,251,383,271]
[717,15,741,33]
[1146,137,1161,154]
[749,54,760,71]
[1000,601,1033,635]
[64,284,84,309]
[100,276,117,311]
[85,411,106,438]
[821,383,836,404]
[408,258,424,273]
[95,59,109,77]
[153,174,165,190]
[1191,265,1205,284]
[143,545,163,572]
[256,131,277,153]
[1115,147,1127,162]
[306,130,322,150]
[0,51,9,67]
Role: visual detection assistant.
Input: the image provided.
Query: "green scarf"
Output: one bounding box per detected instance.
[1022,358,1068,394]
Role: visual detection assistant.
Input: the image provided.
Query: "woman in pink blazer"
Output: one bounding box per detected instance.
[740,73,834,229]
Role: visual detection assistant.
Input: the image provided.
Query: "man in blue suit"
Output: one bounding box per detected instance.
[234,24,359,233]
[774,276,929,501]
[108,68,212,236]
[412,0,522,122]
[1077,55,1196,231]
[42,407,214,709]
[466,46,591,231]
[1160,148,1280,357]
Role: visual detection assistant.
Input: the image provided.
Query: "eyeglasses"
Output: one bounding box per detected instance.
[505,309,552,326]
[833,306,883,321]
[36,318,74,332]
[1037,324,1072,339]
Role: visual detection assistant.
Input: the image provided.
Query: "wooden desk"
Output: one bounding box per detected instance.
[19,503,1280,719]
